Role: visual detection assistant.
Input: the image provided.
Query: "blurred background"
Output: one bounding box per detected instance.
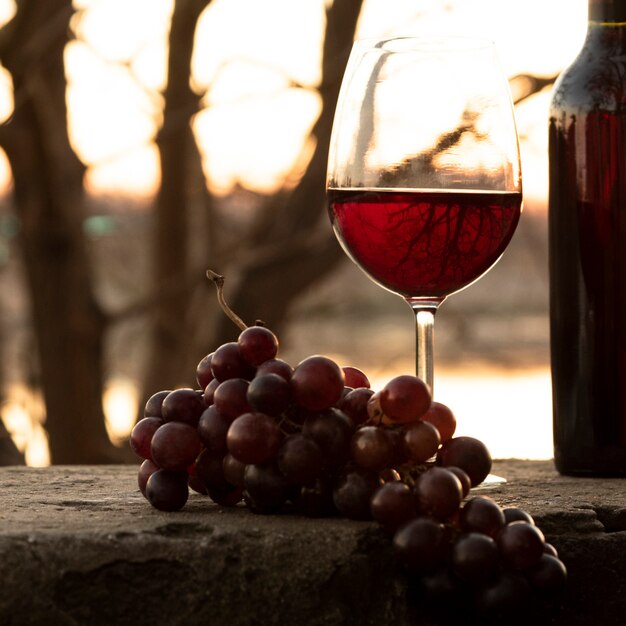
[0,0,588,466]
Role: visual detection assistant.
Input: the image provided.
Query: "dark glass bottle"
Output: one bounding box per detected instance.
[549,0,626,475]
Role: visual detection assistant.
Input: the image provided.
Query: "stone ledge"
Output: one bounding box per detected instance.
[0,460,624,625]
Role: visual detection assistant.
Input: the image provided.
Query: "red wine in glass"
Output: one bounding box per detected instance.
[328,188,522,299]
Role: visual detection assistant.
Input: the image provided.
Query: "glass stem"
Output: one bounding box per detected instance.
[407,299,441,396]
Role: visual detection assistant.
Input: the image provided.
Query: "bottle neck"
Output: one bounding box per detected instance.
[589,0,626,22]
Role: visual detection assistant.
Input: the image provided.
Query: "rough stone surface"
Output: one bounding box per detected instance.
[0,461,624,625]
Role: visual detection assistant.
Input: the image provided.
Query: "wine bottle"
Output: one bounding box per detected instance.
[549,0,626,475]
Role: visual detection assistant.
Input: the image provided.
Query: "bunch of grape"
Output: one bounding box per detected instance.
[130,324,567,620]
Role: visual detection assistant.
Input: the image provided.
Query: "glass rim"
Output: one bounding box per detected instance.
[352,35,496,54]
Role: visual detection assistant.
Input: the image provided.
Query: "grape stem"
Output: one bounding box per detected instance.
[206,269,248,331]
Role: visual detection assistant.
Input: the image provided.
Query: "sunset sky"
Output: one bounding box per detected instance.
[0,0,588,202]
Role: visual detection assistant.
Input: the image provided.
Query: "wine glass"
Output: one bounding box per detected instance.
[327,37,522,394]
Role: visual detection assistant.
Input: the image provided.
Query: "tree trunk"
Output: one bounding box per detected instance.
[213,0,364,343]
[142,0,215,401]
[0,0,120,463]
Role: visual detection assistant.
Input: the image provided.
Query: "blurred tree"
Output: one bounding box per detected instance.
[140,0,365,405]
[0,0,120,463]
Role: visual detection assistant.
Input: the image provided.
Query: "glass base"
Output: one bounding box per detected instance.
[473,473,506,490]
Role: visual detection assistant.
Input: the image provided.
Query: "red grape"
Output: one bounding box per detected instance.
[420,401,456,442]
[370,481,418,533]
[301,408,353,467]
[238,326,279,366]
[203,378,220,405]
[146,469,189,512]
[503,507,535,525]
[247,373,291,416]
[197,405,230,454]
[213,378,252,420]
[130,416,164,461]
[341,365,370,389]
[227,411,282,465]
[255,358,293,381]
[144,390,171,418]
[393,517,447,573]
[460,496,505,538]
[338,387,375,426]
[196,353,214,389]
[161,388,205,427]
[447,466,472,498]
[497,521,545,570]
[243,463,291,513]
[276,434,323,486]
[332,469,379,520]
[451,532,499,583]
[414,467,463,521]
[222,453,246,487]
[211,342,255,381]
[380,375,431,424]
[291,355,345,411]
[350,425,395,470]
[527,554,567,593]
[436,436,492,486]
[403,420,441,463]
[138,458,159,497]
[150,421,202,471]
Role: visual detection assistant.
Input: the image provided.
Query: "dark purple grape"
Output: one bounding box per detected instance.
[527,554,567,593]
[414,467,463,521]
[211,342,255,381]
[130,417,164,461]
[197,405,230,454]
[436,436,492,487]
[161,388,205,427]
[213,378,252,420]
[370,481,418,533]
[497,521,545,570]
[243,463,290,513]
[393,517,447,573]
[223,453,246,487]
[203,378,220,405]
[276,434,323,486]
[226,411,282,465]
[543,543,559,558]
[194,448,231,492]
[451,532,500,584]
[247,373,292,416]
[150,421,202,471]
[301,408,353,467]
[255,358,293,381]
[332,469,379,520]
[341,365,370,389]
[138,459,159,497]
[196,353,214,389]
[404,420,441,463]
[146,469,189,512]
[503,507,535,525]
[475,573,531,619]
[209,485,243,507]
[447,466,472,498]
[380,375,431,424]
[350,426,395,470]
[238,326,279,366]
[290,355,345,411]
[144,390,171,418]
[187,464,210,495]
[460,496,506,538]
[338,387,375,426]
